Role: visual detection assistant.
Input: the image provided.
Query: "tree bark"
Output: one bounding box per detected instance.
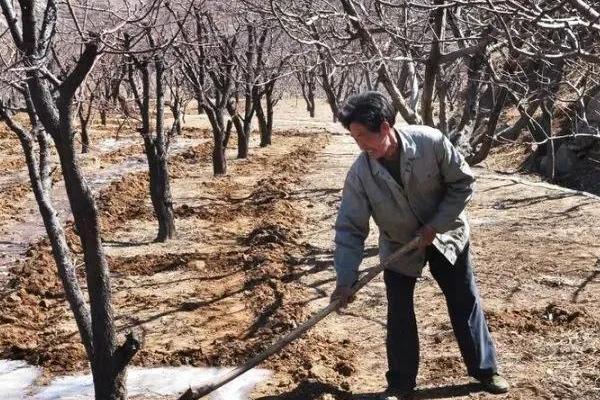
[145,140,175,241]
[255,96,270,147]
[420,0,445,127]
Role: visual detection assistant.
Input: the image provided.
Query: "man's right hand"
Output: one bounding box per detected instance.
[330,285,355,310]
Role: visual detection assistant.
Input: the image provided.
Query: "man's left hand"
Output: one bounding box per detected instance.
[416,225,437,250]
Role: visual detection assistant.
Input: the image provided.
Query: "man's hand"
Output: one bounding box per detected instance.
[330,285,355,311]
[416,225,437,251]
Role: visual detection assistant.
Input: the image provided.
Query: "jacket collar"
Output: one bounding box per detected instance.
[366,126,418,188]
[396,126,420,160]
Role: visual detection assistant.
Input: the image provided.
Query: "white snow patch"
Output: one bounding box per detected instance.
[96,138,137,152]
[0,360,42,399]
[0,361,270,400]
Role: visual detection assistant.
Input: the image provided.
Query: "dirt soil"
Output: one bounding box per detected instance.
[0,99,599,399]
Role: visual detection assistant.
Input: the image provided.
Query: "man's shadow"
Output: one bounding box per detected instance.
[255,380,483,399]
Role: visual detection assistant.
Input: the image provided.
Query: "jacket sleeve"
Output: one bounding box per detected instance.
[334,169,371,287]
[428,134,475,233]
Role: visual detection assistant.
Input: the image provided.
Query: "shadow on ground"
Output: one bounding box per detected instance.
[256,380,484,399]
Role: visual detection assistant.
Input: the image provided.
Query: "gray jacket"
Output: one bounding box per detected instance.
[334,125,475,287]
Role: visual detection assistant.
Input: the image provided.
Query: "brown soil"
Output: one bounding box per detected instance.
[0,182,31,219]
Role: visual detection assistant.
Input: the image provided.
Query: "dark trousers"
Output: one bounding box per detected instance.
[384,243,497,390]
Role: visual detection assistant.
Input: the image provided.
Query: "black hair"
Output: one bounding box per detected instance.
[338,91,396,133]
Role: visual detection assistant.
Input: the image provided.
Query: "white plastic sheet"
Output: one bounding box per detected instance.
[0,360,270,400]
[0,360,41,399]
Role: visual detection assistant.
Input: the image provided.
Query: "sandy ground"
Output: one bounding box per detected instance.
[0,99,599,399]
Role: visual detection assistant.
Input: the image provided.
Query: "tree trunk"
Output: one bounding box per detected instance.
[466,86,508,165]
[256,98,270,147]
[145,141,175,242]
[81,124,90,153]
[213,131,226,175]
[78,103,91,153]
[266,91,275,145]
[226,100,247,159]
[307,81,316,118]
[322,81,339,123]
[239,124,251,157]
[420,0,445,127]
[8,11,137,398]
[436,80,448,135]
[196,94,205,114]
[54,136,127,400]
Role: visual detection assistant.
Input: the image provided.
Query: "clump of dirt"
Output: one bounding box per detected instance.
[487,303,596,334]
[242,224,298,247]
[422,355,464,377]
[0,156,26,172]
[0,125,12,139]
[0,239,88,374]
[174,202,240,222]
[109,252,201,276]
[2,342,87,374]
[96,171,153,227]
[171,142,212,165]
[242,177,291,206]
[102,143,145,164]
[543,303,589,325]
[174,203,213,219]
[9,241,64,298]
[272,334,356,390]
[486,143,532,173]
[179,126,212,139]
[135,347,208,367]
[0,182,31,218]
[280,145,325,176]
[170,142,213,177]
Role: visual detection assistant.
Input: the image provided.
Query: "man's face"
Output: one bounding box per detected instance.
[349,121,394,159]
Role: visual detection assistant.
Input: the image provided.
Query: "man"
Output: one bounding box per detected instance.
[330,91,509,400]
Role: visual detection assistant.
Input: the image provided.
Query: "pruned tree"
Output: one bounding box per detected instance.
[296,62,317,118]
[123,17,184,242]
[173,7,239,175]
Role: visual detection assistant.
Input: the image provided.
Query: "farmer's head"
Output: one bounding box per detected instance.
[338,91,397,159]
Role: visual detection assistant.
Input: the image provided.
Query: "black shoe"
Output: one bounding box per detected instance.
[478,373,510,394]
[379,387,415,400]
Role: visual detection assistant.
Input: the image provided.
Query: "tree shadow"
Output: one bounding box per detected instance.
[103,239,153,247]
[254,380,352,400]
[255,380,484,399]
[413,383,483,399]
[491,192,572,210]
[572,258,600,302]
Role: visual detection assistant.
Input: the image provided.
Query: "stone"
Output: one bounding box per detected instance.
[186,260,205,271]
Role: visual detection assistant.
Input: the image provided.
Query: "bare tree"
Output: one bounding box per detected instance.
[174,8,239,174]
[124,29,178,242]
[296,62,317,118]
